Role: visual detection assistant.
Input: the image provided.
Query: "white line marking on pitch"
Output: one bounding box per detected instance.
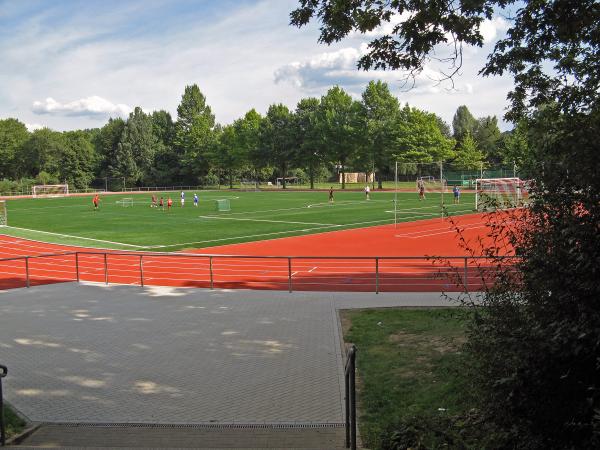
[4,226,146,248]
[199,216,338,226]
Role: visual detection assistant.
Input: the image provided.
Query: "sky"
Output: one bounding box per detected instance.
[0,0,516,132]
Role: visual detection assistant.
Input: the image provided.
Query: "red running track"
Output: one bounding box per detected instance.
[0,213,516,292]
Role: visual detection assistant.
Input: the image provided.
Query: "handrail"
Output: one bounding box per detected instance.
[344,345,357,450]
[0,251,519,292]
[0,363,7,446]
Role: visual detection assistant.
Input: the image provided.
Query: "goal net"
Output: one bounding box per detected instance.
[475,178,529,210]
[32,184,69,198]
[0,200,6,226]
[116,198,134,207]
[215,199,231,212]
[416,176,447,193]
[240,181,259,191]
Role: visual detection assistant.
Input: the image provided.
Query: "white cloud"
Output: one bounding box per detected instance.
[25,123,44,131]
[32,96,131,118]
[479,17,510,44]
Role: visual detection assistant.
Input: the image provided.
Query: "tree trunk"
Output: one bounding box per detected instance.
[309,162,315,190]
[282,163,287,189]
[377,170,383,189]
[229,170,233,189]
[341,162,346,189]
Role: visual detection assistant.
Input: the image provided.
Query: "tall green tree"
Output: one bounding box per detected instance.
[294,97,323,189]
[452,132,485,169]
[360,80,399,188]
[452,105,477,143]
[0,118,29,179]
[95,117,126,179]
[474,116,502,163]
[393,105,455,162]
[260,104,296,189]
[19,128,65,179]
[61,131,97,189]
[318,86,361,189]
[235,109,263,181]
[149,110,178,185]
[112,107,159,185]
[175,85,216,183]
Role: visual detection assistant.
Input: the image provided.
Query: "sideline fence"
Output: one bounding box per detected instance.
[0,251,519,293]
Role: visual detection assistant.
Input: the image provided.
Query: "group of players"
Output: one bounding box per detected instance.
[416,180,461,204]
[150,191,199,210]
[92,191,201,211]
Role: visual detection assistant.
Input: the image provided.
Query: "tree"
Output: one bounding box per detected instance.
[291,1,600,448]
[61,131,97,189]
[360,80,399,189]
[112,107,159,185]
[498,122,531,170]
[294,97,323,189]
[235,109,263,182]
[393,105,455,163]
[175,85,216,183]
[474,116,502,163]
[0,118,29,179]
[19,128,65,179]
[149,110,178,185]
[95,118,126,179]
[452,132,485,170]
[452,105,477,144]
[260,104,296,189]
[318,86,361,189]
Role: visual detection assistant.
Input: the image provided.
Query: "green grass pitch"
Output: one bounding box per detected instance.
[1,190,476,251]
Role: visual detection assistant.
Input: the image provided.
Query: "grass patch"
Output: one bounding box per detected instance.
[342,308,476,449]
[2,403,27,440]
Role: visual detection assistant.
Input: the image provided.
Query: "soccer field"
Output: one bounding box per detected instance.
[1,190,475,251]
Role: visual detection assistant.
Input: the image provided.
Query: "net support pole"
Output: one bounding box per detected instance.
[375,257,379,294]
[209,256,214,289]
[75,253,80,282]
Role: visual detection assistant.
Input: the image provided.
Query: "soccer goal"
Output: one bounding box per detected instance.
[215,199,231,212]
[240,181,259,191]
[475,178,529,210]
[0,200,7,226]
[116,198,134,207]
[32,184,69,198]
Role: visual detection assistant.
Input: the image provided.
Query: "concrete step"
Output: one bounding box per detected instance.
[9,423,350,449]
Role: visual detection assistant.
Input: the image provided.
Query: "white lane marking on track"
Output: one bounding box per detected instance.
[199,216,338,226]
[4,226,145,248]
[395,223,487,238]
[308,266,317,272]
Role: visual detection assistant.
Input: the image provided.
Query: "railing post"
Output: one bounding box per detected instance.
[139,255,144,287]
[0,364,6,447]
[25,256,30,288]
[344,345,357,450]
[288,257,292,293]
[104,253,108,285]
[375,257,379,294]
[75,252,80,283]
[209,256,214,289]
[464,257,468,293]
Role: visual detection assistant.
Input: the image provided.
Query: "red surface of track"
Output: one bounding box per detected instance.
[0,213,514,292]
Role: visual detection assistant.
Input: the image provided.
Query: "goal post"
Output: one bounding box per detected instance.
[215,199,231,212]
[116,198,134,207]
[32,184,69,198]
[0,200,6,226]
[240,180,259,191]
[475,177,529,210]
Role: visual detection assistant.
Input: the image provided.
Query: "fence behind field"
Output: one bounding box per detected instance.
[0,251,519,293]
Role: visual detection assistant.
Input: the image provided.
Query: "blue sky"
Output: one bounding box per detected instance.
[0,0,515,131]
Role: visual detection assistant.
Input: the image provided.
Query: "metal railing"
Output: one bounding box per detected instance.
[0,364,7,446]
[345,345,357,450]
[0,251,518,293]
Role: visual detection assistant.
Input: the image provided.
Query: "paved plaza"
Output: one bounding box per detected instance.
[0,282,463,426]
